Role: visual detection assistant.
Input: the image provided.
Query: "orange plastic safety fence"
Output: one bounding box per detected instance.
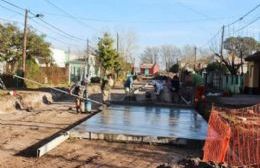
[203,110,231,163]
[203,104,260,167]
[224,104,260,167]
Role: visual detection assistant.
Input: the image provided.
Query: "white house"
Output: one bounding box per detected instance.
[35,48,70,68]
[50,48,69,67]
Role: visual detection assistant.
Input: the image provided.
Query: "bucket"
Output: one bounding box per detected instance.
[85,100,92,112]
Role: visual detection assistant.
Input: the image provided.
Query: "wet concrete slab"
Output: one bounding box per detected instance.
[72,105,208,142]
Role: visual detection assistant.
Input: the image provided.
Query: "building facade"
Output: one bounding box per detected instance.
[140,63,159,76]
[68,54,100,84]
[244,51,260,94]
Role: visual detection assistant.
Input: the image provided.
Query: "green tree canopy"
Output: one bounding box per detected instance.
[0,23,23,63]
[97,33,118,74]
[27,30,51,66]
[0,23,51,72]
[114,55,132,79]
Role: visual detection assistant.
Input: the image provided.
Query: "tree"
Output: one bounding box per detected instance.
[180,45,196,69]
[206,62,228,73]
[27,30,51,67]
[97,33,118,74]
[0,23,52,72]
[140,46,160,64]
[160,45,181,71]
[215,36,260,75]
[223,36,260,74]
[118,31,138,64]
[0,23,23,72]
[114,56,131,79]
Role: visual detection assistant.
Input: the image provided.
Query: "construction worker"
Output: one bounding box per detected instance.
[101,74,114,105]
[70,81,85,113]
[124,72,134,96]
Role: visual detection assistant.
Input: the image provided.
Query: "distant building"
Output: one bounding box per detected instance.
[50,48,69,67]
[35,48,69,68]
[140,63,159,76]
[244,51,260,94]
[68,54,100,84]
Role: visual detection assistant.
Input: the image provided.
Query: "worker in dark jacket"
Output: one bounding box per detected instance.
[70,81,85,113]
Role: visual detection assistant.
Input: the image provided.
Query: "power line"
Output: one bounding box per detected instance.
[0,0,87,42]
[235,16,260,33]
[29,17,86,45]
[44,12,236,24]
[226,3,260,27]
[0,16,82,49]
[42,0,97,31]
[29,24,82,48]
[0,3,24,16]
[29,11,86,42]
[175,1,212,19]
[202,3,260,49]
[0,0,24,11]
[200,28,222,48]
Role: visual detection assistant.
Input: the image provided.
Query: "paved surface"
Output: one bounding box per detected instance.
[218,94,260,106]
[73,105,208,140]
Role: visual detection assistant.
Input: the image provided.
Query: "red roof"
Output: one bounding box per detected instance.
[140,63,155,69]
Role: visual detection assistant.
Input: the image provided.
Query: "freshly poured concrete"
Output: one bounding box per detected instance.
[72,105,208,143]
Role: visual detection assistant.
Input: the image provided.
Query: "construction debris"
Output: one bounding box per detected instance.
[177,157,230,168]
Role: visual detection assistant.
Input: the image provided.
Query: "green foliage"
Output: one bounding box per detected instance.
[0,23,23,63]
[25,59,45,88]
[206,62,228,73]
[169,63,179,73]
[27,31,51,66]
[0,23,51,72]
[97,33,118,74]
[26,59,40,77]
[114,56,132,80]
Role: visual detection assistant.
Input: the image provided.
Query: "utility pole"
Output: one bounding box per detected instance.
[194,46,197,71]
[86,39,90,76]
[219,25,225,89]
[116,32,119,53]
[220,25,225,57]
[22,9,29,74]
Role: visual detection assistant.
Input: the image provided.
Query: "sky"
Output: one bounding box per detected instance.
[0,0,260,55]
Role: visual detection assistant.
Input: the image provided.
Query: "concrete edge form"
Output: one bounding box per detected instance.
[70,131,205,147]
[37,132,70,157]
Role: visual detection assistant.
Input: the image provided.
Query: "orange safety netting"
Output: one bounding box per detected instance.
[203,104,260,167]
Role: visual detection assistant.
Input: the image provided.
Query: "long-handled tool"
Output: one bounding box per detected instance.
[13,75,103,105]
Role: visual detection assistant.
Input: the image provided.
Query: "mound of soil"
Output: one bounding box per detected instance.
[0,91,53,113]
